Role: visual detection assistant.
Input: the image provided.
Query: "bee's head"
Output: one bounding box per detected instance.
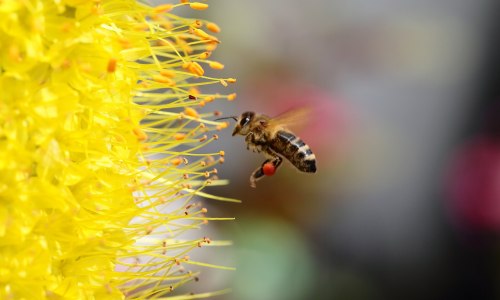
[232,111,255,136]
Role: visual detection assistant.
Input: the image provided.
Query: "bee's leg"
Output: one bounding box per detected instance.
[249,160,269,188]
[272,155,283,169]
[245,133,254,150]
[249,156,283,188]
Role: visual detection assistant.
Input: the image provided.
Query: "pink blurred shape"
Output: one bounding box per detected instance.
[447,136,500,232]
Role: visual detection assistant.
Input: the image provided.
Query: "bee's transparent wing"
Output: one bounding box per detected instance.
[267,107,312,132]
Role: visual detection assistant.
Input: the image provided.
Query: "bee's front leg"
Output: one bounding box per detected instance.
[245,132,254,151]
[245,133,264,153]
[249,156,283,188]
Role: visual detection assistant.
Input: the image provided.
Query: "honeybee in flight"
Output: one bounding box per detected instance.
[216,108,317,188]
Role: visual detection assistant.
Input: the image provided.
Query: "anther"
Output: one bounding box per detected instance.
[189,2,209,10]
[107,58,117,73]
[133,128,148,141]
[206,22,221,33]
[218,123,228,130]
[160,69,176,78]
[184,107,199,118]
[171,158,182,166]
[153,4,173,13]
[209,61,224,70]
[153,75,175,86]
[192,20,202,28]
[140,81,151,88]
[206,42,218,51]
[227,93,237,101]
[188,87,200,96]
[174,133,186,140]
[184,62,204,77]
[193,28,210,39]
[199,51,211,59]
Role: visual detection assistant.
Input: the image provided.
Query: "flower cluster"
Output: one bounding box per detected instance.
[0,0,237,298]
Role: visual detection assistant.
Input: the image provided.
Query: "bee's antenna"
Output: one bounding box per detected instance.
[214,116,238,122]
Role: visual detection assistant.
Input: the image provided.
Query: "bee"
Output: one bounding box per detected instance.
[216,108,317,188]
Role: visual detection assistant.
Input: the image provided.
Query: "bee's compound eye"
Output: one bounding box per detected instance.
[239,112,254,127]
[242,117,249,125]
[240,116,249,126]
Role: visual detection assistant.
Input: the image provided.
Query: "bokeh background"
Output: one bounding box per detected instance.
[156,1,500,299]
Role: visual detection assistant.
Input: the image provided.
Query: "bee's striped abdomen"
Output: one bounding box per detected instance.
[271,130,316,173]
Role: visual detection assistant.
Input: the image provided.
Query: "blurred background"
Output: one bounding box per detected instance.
[159,0,500,299]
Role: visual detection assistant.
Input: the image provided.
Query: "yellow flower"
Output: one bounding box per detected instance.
[0,1,238,299]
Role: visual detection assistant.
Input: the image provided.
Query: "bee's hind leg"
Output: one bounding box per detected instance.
[249,164,266,188]
[249,156,282,188]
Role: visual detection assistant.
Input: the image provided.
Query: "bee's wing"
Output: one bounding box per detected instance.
[267,107,312,133]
